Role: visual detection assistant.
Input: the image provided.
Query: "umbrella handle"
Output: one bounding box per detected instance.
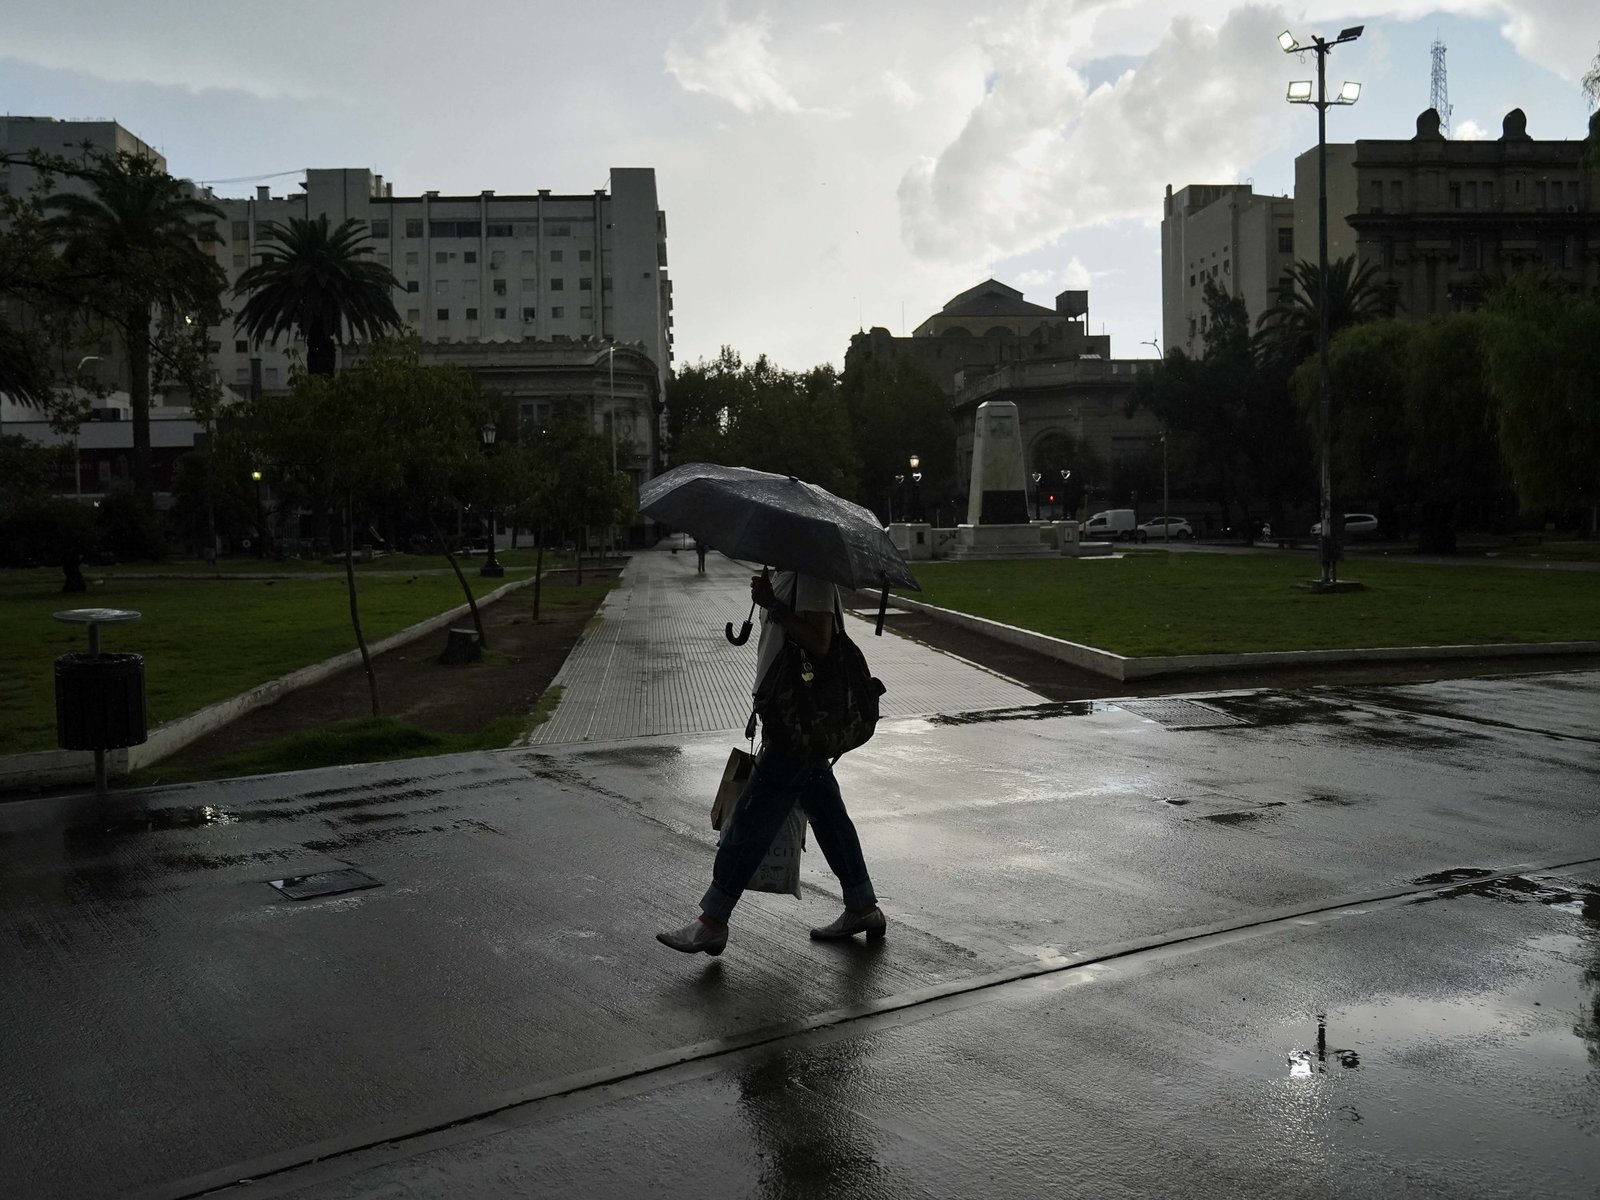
[725,597,757,645]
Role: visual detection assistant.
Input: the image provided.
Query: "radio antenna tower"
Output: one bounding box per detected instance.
[1430,37,1453,134]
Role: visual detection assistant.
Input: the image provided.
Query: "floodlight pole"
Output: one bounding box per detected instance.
[1284,25,1361,585]
[1315,36,1334,584]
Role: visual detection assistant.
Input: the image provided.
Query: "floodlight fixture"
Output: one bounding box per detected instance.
[1337,81,1362,104]
[1287,80,1314,102]
[1278,30,1298,52]
[1336,25,1364,42]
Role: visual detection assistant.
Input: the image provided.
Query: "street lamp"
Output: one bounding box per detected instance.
[893,473,904,523]
[250,469,264,558]
[1030,471,1042,521]
[479,422,504,577]
[1140,338,1161,359]
[1060,469,1071,521]
[1282,23,1363,585]
[73,355,101,498]
[909,453,922,523]
[1160,434,1169,541]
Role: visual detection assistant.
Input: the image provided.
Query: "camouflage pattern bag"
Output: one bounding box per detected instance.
[754,606,887,762]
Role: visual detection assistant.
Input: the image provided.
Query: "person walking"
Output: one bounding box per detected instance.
[657,569,884,956]
[695,537,708,574]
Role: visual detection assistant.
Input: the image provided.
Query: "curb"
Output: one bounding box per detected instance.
[884,593,1600,682]
[0,575,536,793]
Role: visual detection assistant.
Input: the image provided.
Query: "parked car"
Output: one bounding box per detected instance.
[1310,512,1379,538]
[1085,509,1138,541]
[1135,516,1192,542]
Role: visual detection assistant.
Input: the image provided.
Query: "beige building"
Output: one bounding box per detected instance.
[203,166,672,403]
[1160,183,1296,358]
[1307,108,1600,314]
[0,116,164,200]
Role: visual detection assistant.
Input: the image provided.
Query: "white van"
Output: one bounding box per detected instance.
[1085,509,1138,542]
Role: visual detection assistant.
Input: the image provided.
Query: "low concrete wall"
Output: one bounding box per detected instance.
[0,575,535,792]
[884,594,1600,683]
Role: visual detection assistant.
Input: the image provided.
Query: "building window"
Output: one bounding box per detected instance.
[579,248,592,262]
[1449,182,1461,208]
[550,278,565,291]
[544,223,571,237]
[1369,179,1383,210]
[490,249,505,267]
[231,220,250,241]
[405,251,419,267]
[437,308,450,321]
[234,339,249,353]
[516,222,538,237]
[602,276,613,292]
[550,249,564,263]
[1381,238,1395,269]
[406,308,421,322]
[434,280,449,295]
[234,367,249,384]
[551,306,564,318]
[465,307,478,320]
[406,280,419,293]
[520,250,537,265]
[429,220,482,238]
[370,219,390,238]
[265,367,280,386]
[1567,181,1580,208]
[580,277,593,291]
[462,278,477,295]
[1482,182,1493,208]
[436,250,450,264]
[521,278,537,292]
[1541,239,1568,269]
[492,278,507,295]
[405,219,423,238]
[1535,181,1547,209]
[1389,180,1402,209]
[580,305,594,319]
[1465,181,1478,209]
[1458,236,1481,270]
[493,306,507,319]
[487,223,514,237]
[464,250,477,264]
[521,306,536,321]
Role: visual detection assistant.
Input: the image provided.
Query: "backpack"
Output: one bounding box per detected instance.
[752,600,887,762]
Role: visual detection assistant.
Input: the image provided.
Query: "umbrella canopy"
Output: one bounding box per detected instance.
[639,463,920,592]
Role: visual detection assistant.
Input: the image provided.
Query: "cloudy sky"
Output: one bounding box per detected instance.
[3,1,1596,369]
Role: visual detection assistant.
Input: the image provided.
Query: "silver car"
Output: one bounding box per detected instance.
[1310,512,1379,538]
[1136,516,1193,542]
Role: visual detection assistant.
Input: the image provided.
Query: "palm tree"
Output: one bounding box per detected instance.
[233,215,402,377]
[1254,255,1395,370]
[44,152,226,495]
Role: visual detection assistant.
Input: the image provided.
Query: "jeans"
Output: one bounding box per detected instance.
[701,742,877,921]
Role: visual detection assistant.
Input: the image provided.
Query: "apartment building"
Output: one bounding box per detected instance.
[1160,183,1296,359]
[0,115,165,200]
[204,167,672,399]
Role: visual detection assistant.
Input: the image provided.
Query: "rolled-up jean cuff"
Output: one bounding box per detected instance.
[700,882,738,922]
[842,879,877,911]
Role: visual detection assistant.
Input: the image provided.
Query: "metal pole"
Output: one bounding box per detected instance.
[1162,434,1169,541]
[1316,38,1335,585]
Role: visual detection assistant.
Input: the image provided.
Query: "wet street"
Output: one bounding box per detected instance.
[0,551,1596,1197]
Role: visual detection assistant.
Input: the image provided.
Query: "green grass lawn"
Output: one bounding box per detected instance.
[0,570,519,755]
[909,552,1600,658]
[87,547,578,575]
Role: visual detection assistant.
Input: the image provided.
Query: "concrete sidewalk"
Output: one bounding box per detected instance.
[1,591,1597,1195]
[523,544,1039,745]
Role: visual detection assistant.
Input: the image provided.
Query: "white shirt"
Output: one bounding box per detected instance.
[753,571,838,696]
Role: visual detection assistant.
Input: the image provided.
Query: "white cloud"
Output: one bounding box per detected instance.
[898,4,1295,262]
[665,8,815,115]
[1015,257,1093,292]
[1453,118,1490,139]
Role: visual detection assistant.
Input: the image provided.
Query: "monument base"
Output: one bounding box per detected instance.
[945,523,1060,561]
[1063,540,1115,558]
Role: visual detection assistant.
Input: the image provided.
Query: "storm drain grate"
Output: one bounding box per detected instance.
[1116,699,1249,730]
[268,867,382,901]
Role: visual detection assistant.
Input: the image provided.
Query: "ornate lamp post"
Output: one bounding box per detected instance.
[893,473,905,523]
[909,454,922,523]
[1030,471,1042,521]
[479,422,504,578]
[1060,468,1072,520]
[249,469,265,558]
[1281,24,1363,584]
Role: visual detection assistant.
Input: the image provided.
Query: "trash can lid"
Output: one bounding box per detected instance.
[53,608,142,625]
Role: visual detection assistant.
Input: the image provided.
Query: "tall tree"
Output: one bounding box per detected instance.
[838,355,954,523]
[1583,41,1600,109]
[1480,278,1600,520]
[43,152,226,496]
[1255,255,1395,373]
[233,215,402,377]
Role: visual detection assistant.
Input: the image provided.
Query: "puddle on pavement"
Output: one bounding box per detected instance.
[570,744,684,767]
[1414,873,1600,913]
[1409,868,1495,886]
[929,701,1096,726]
[1202,692,1352,726]
[1204,802,1287,827]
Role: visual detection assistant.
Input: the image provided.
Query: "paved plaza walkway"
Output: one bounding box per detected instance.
[523,544,1039,745]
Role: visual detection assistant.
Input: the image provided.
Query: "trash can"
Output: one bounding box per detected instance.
[54,652,147,751]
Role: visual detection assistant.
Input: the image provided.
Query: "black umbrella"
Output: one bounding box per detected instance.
[638,463,920,637]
